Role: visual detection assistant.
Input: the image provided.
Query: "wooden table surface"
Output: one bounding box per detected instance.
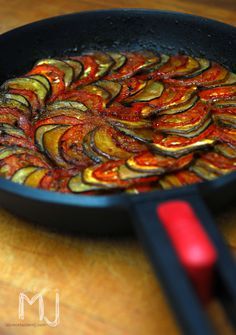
[0,1,235,334]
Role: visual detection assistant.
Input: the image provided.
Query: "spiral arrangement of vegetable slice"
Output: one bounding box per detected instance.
[0,51,235,194]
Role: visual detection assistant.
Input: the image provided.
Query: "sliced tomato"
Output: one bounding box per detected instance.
[28,64,65,101]
[153,101,210,132]
[0,132,35,150]
[105,52,157,81]
[212,106,236,127]
[53,89,104,111]
[199,152,236,171]
[60,123,97,167]
[115,77,146,102]
[199,85,236,102]
[164,63,228,87]
[34,115,85,129]
[101,102,143,121]
[71,55,98,87]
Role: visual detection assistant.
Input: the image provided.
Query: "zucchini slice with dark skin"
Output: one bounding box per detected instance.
[194,151,236,174]
[118,163,158,180]
[158,96,198,116]
[215,143,236,159]
[212,106,236,128]
[24,167,49,188]
[0,107,32,136]
[43,125,71,168]
[108,52,127,72]
[139,86,197,118]
[177,58,210,79]
[216,126,236,147]
[153,101,210,134]
[3,92,30,107]
[0,95,31,117]
[115,77,147,102]
[2,77,48,108]
[126,151,193,174]
[0,146,30,160]
[190,164,220,181]
[47,100,88,112]
[35,58,74,87]
[214,99,236,108]
[112,125,153,143]
[35,124,59,152]
[68,172,104,193]
[159,170,202,189]
[82,130,107,164]
[151,125,216,157]
[63,59,83,80]
[91,125,133,160]
[164,62,229,87]
[11,166,39,184]
[95,80,122,103]
[28,75,51,92]
[82,84,111,104]
[123,80,164,104]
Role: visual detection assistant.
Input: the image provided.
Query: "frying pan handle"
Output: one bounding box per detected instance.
[130,193,236,334]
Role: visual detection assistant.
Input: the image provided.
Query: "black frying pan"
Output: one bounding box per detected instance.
[0,9,235,335]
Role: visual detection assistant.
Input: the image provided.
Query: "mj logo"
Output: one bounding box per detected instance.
[18,290,60,327]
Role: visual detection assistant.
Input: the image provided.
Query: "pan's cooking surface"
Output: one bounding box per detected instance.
[0,50,235,196]
[0,10,235,233]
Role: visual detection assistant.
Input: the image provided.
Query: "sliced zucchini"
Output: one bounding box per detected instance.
[35,124,59,152]
[178,58,210,79]
[118,164,155,180]
[90,52,114,78]
[11,166,39,184]
[215,143,236,159]
[0,124,27,138]
[91,126,131,160]
[123,81,164,104]
[158,96,198,115]
[143,54,170,73]
[82,84,111,103]
[0,146,28,160]
[0,95,30,116]
[113,126,153,143]
[108,52,127,71]
[43,125,71,167]
[3,92,30,107]
[24,168,49,188]
[36,58,74,87]
[68,172,103,193]
[95,80,122,102]
[2,77,48,106]
[47,100,88,112]
[108,118,151,129]
[82,130,106,164]
[28,74,51,91]
[190,164,220,180]
[215,99,236,108]
[63,59,83,80]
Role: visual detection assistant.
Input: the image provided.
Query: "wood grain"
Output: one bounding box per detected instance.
[0,1,235,334]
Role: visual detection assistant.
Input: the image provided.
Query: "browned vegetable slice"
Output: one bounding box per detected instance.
[28,74,51,92]
[108,52,127,71]
[153,101,210,134]
[199,85,236,102]
[112,126,153,143]
[63,59,83,80]
[0,107,32,136]
[138,86,197,118]
[68,172,104,193]
[215,99,236,108]
[212,106,236,128]
[91,51,114,78]
[105,51,159,80]
[0,95,31,117]
[177,58,210,79]
[35,124,59,152]
[216,126,236,147]
[91,125,133,160]
[159,170,202,189]
[126,151,193,173]
[215,143,236,159]
[60,123,97,168]
[24,168,49,188]
[82,130,107,164]
[43,125,71,167]
[190,164,220,180]
[0,146,29,160]
[2,77,48,107]
[164,62,229,87]
[11,166,39,184]
[123,80,164,104]
[193,152,236,175]
[151,125,216,157]
[82,84,111,104]
[36,58,74,87]
[146,55,200,79]
[95,80,122,102]
[158,96,198,115]
[138,54,170,79]
[115,77,147,102]
[47,100,88,112]
[3,92,30,108]
[40,169,76,193]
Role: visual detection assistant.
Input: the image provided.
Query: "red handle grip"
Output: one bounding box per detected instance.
[157,200,218,303]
